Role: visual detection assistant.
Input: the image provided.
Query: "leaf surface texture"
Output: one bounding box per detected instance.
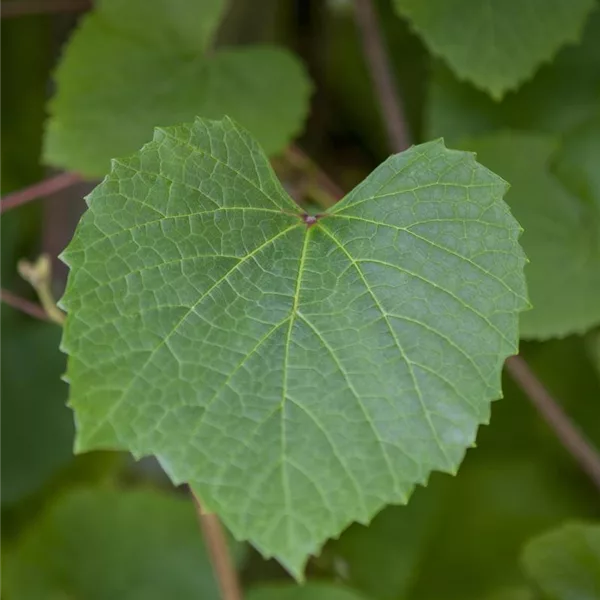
[61,117,528,576]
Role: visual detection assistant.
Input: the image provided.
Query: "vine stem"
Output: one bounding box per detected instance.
[0,172,82,215]
[352,0,600,492]
[1,0,91,18]
[353,0,410,153]
[0,288,50,321]
[193,495,243,600]
[506,356,600,491]
[285,145,343,207]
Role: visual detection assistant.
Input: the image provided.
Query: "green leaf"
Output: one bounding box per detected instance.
[44,0,311,178]
[1,310,74,505]
[60,117,528,577]
[522,522,600,600]
[460,132,600,339]
[394,0,596,99]
[3,488,241,600]
[327,338,599,600]
[427,9,600,144]
[409,458,598,600]
[247,583,371,600]
[484,589,536,600]
[553,114,600,213]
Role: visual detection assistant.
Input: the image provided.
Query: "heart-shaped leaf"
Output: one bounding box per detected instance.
[61,117,528,577]
[44,0,311,177]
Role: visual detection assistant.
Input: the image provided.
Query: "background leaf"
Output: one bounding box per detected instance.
[460,132,600,339]
[3,488,242,600]
[61,116,527,577]
[553,113,600,212]
[394,0,596,99]
[44,0,311,177]
[247,582,371,600]
[426,8,600,144]
[522,522,600,600]
[1,310,74,506]
[484,588,536,600]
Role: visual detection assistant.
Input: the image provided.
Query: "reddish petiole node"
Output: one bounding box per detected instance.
[302,213,320,226]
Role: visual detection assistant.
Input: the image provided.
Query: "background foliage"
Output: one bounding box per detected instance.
[2,0,599,598]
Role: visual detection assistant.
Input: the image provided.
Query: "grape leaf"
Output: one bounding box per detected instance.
[3,488,243,600]
[426,9,600,144]
[60,117,528,577]
[1,311,74,505]
[461,132,600,339]
[394,0,596,99]
[247,583,371,600]
[44,0,311,178]
[522,522,600,600]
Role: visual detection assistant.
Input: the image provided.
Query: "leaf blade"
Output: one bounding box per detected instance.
[62,117,528,576]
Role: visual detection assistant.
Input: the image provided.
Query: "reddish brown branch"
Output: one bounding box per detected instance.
[1,0,91,18]
[193,495,243,600]
[506,356,600,491]
[353,0,410,153]
[0,172,82,214]
[286,145,344,202]
[0,288,50,322]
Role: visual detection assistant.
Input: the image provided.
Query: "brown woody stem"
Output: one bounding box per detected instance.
[1,172,82,214]
[353,0,410,153]
[0,288,50,321]
[193,494,243,600]
[506,356,600,491]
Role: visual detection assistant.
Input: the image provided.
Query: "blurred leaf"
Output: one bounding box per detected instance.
[484,588,537,600]
[394,0,595,99]
[1,309,74,506]
[247,582,371,600]
[427,9,600,143]
[553,113,600,212]
[3,488,242,600]
[44,0,312,177]
[409,458,598,600]
[461,132,600,339]
[522,522,600,600]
